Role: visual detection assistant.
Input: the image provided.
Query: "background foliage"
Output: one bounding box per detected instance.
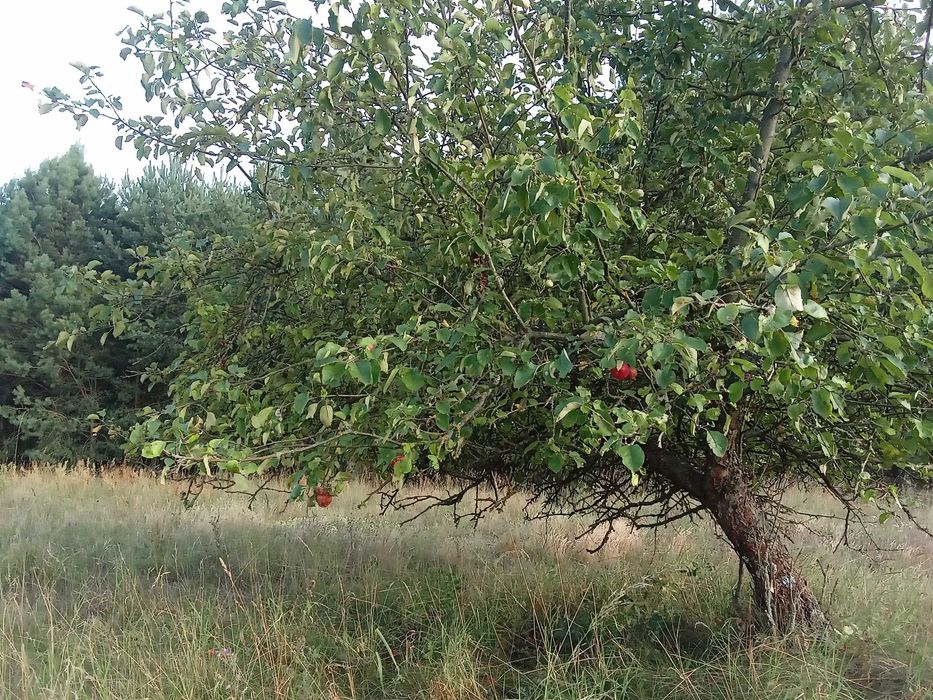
[0,147,256,461]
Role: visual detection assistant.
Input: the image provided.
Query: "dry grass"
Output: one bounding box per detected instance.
[0,465,930,699]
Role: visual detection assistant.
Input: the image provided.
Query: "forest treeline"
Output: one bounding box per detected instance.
[0,147,256,462]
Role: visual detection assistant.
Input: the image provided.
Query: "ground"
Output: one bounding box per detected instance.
[0,466,930,699]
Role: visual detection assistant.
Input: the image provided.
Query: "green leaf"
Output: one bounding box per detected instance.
[374,109,392,136]
[348,359,376,385]
[671,296,692,315]
[823,196,851,219]
[706,430,728,458]
[368,65,386,90]
[538,155,558,176]
[879,335,902,353]
[837,173,863,195]
[762,308,794,332]
[617,443,645,470]
[293,18,313,46]
[546,451,563,473]
[803,300,828,319]
[764,330,790,358]
[775,284,804,312]
[583,201,603,224]
[555,398,582,423]
[251,406,275,429]
[851,213,877,238]
[656,366,676,388]
[292,392,310,416]
[513,363,538,388]
[629,207,647,231]
[881,165,922,189]
[321,362,345,385]
[899,244,933,299]
[377,34,403,60]
[555,349,573,378]
[141,440,167,459]
[716,304,741,324]
[678,335,708,352]
[728,381,746,403]
[326,53,346,80]
[399,367,426,391]
[287,25,304,63]
[435,406,450,430]
[811,388,832,418]
[740,313,761,341]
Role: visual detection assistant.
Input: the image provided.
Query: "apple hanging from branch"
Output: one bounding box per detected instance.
[610,363,638,382]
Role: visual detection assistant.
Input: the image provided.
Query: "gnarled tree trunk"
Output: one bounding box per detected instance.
[647,447,828,633]
[699,461,827,633]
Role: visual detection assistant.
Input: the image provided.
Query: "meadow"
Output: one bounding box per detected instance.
[0,466,930,700]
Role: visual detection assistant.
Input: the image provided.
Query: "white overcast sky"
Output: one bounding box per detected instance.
[0,0,325,185]
[0,0,181,184]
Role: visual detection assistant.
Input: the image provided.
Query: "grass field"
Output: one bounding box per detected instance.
[0,466,930,699]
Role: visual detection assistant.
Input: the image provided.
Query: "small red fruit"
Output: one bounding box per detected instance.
[610,363,637,381]
[314,486,333,508]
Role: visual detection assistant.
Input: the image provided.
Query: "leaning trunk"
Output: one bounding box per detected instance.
[701,462,827,633]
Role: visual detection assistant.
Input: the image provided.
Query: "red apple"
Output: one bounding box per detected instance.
[314,486,333,508]
[610,363,637,381]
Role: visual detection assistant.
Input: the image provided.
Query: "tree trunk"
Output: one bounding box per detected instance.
[645,445,829,633]
[700,462,828,633]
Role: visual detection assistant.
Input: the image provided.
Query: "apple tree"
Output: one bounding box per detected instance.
[46,0,933,631]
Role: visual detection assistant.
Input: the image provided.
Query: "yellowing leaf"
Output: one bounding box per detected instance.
[671,296,692,315]
[251,406,274,429]
[141,440,167,458]
[775,284,804,312]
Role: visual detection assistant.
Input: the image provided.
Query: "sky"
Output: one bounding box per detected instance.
[0,0,193,184]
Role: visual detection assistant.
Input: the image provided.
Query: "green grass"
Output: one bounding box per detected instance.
[0,466,930,699]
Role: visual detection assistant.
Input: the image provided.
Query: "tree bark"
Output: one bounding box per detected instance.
[699,460,828,633]
[646,446,828,633]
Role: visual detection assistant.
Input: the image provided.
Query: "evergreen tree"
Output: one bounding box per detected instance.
[0,149,255,461]
[0,147,132,461]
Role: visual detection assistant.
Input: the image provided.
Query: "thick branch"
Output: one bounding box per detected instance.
[921,0,933,94]
[727,0,881,252]
[732,44,794,230]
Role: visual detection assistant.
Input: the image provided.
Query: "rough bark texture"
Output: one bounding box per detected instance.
[646,446,828,633]
[698,461,828,632]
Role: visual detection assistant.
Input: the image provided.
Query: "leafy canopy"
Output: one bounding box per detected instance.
[47,0,932,514]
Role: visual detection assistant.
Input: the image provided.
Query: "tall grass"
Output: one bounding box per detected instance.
[0,465,930,699]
